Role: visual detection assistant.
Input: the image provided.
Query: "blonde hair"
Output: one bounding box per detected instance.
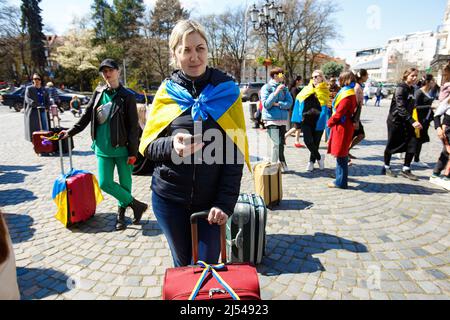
[312,70,325,80]
[169,20,208,68]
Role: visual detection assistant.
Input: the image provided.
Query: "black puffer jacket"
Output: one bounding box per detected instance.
[68,84,140,157]
[145,67,244,216]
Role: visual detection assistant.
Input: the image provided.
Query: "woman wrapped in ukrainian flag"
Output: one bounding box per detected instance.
[139,20,250,268]
[291,70,330,172]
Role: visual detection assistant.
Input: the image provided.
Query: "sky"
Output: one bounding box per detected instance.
[8,0,449,65]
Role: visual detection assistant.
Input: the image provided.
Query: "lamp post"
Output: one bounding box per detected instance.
[249,0,286,82]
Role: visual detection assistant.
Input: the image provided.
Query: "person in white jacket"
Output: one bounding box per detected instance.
[0,211,20,300]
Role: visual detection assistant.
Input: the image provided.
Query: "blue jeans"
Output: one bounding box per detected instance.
[335,156,349,189]
[375,96,382,106]
[152,192,221,267]
[39,110,49,131]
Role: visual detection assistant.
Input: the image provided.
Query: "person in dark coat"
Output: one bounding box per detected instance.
[285,76,305,148]
[139,20,249,268]
[24,73,51,141]
[382,68,422,180]
[413,74,436,167]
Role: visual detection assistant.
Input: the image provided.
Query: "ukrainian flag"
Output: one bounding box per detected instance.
[291,81,330,130]
[52,169,103,227]
[139,79,251,170]
[331,83,356,123]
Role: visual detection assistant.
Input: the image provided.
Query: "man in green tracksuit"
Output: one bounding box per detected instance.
[61,59,148,231]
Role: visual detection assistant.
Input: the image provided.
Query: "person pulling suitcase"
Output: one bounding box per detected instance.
[59,59,148,231]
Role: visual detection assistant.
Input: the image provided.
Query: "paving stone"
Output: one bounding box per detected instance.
[2,103,450,301]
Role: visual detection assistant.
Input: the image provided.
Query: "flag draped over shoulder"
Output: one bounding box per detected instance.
[291,80,330,128]
[139,80,251,170]
[52,170,103,227]
[332,83,356,115]
[331,83,356,124]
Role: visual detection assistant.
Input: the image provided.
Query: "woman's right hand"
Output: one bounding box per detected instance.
[58,130,69,140]
[412,121,423,130]
[173,133,204,158]
[275,84,285,95]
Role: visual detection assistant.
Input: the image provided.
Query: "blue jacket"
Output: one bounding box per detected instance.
[261,80,293,121]
[291,96,330,131]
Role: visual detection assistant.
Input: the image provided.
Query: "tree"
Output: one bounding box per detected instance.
[220,7,249,83]
[271,0,340,82]
[20,0,47,73]
[322,61,344,78]
[112,0,145,41]
[0,0,31,82]
[54,29,104,91]
[91,0,115,45]
[149,0,189,79]
[199,14,225,68]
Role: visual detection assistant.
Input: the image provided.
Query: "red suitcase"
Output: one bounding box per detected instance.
[65,172,97,224]
[53,139,100,227]
[33,107,56,155]
[33,130,56,154]
[163,212,261,300]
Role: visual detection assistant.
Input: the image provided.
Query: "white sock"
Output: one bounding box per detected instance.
[384,165,390,169]
[403,166,410,172]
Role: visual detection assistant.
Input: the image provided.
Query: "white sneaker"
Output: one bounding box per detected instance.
[441,177,450,191]
[306,162,314,172]
[430,175,450,190]
[414,161,429,169]
[430,175,441,185]
[318,155,325,170]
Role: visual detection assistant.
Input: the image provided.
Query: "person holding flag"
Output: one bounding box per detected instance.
[327,71,358,189]
[291,70,330,172]
[139,20,250,267]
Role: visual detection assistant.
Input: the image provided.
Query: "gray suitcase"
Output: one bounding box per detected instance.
[226,194,267,265]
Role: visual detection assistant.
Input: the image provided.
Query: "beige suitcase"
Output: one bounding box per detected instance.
[253,162,282,208]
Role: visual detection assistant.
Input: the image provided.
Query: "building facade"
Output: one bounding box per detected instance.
[432,0,450,85]
[353,31,438,82]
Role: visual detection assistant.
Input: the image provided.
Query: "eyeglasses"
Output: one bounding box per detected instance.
[33,78,41,81]
[313,75,321,79]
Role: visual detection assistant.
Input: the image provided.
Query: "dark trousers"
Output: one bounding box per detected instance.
[267,125,287,163]
[335,156,349,189]
[434,145,450,177]
[152,192,220,267]
[414,142,423,162]
[384,151,414,168]
[302,123,323,163]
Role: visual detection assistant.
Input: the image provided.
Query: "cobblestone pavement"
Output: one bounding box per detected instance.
[0,99,449,300]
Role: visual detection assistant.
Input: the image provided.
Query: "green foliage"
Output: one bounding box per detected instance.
[53,29,104,91]
[322,61,344,78]
[112,0,145,40]
[91,0,115,45]
[150,0,189,41]
[256,57,281,67]
[20,0,46,72]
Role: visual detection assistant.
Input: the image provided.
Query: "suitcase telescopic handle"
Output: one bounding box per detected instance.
[190,211,227,264]
[58,138,73,175]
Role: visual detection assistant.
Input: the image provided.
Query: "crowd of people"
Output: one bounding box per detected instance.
[1,18,449,299]
[259,63,450,190]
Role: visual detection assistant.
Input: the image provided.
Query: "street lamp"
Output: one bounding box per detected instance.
[250,0,285,82]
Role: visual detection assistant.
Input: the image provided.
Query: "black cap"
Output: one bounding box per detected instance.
[99,59,119,72]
